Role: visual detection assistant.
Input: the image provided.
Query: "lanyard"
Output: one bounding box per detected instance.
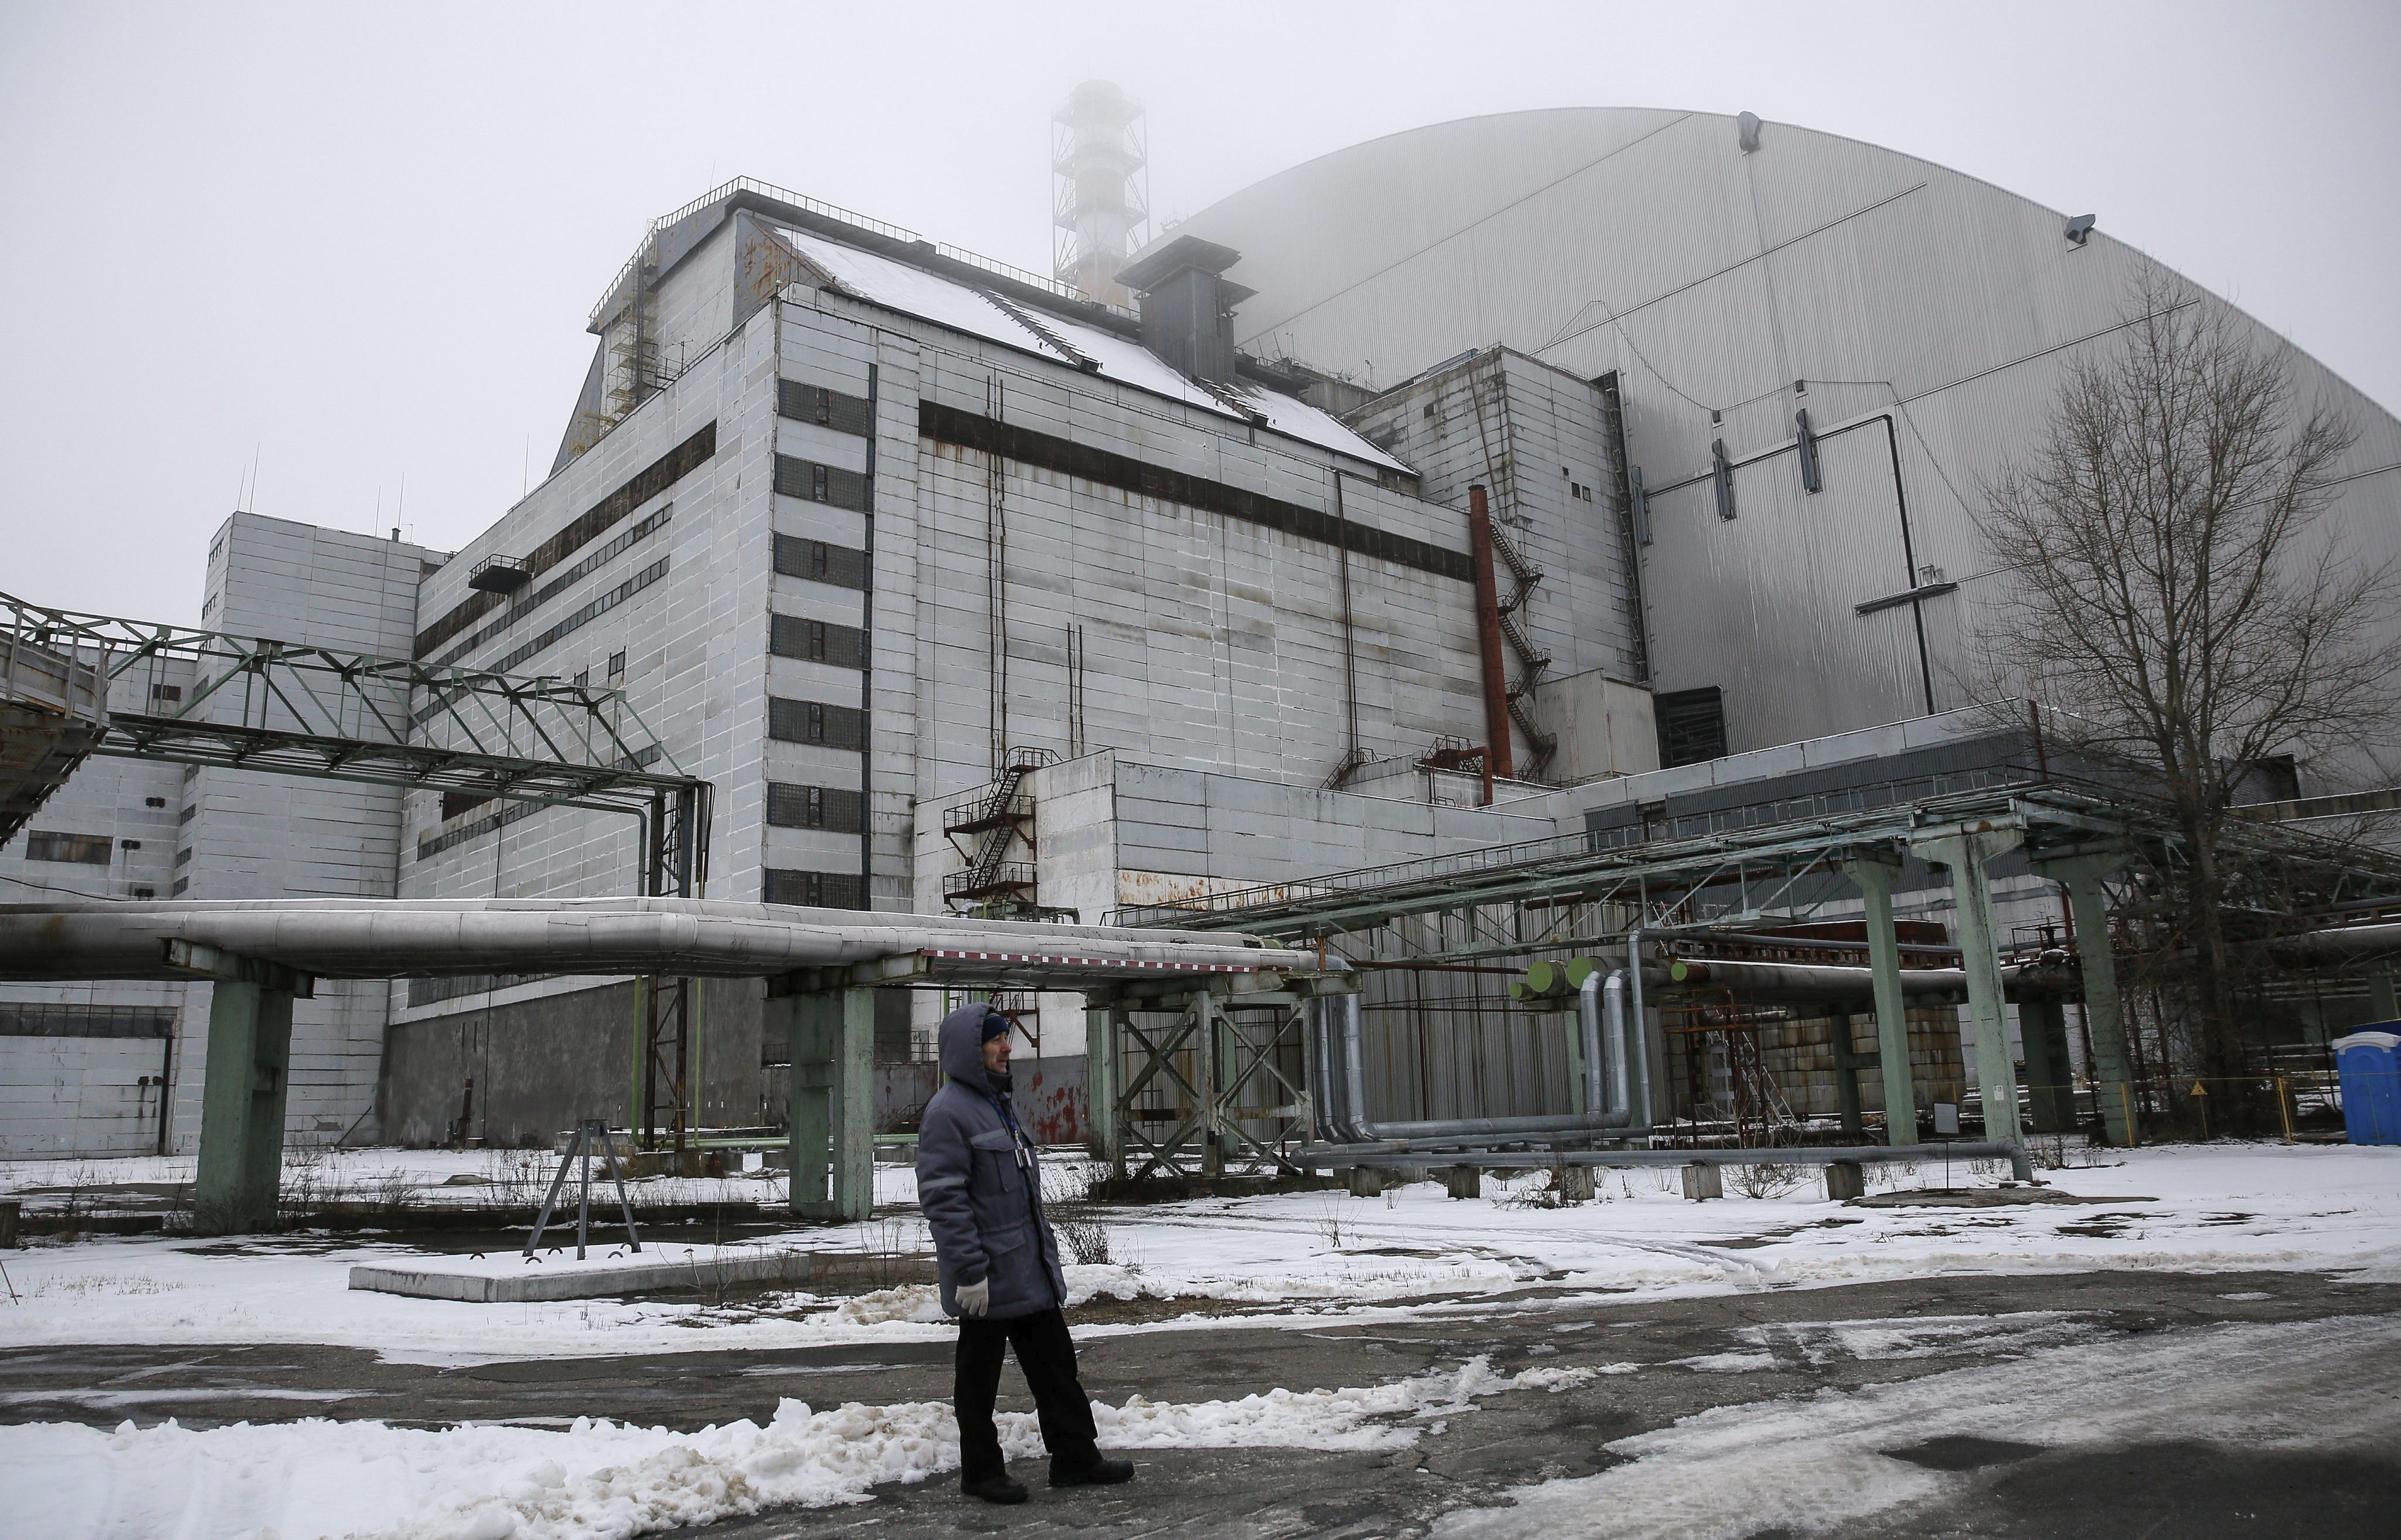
[989,1092,1033,1170]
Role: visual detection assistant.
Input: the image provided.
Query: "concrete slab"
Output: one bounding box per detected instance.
[349,1243,812,1303]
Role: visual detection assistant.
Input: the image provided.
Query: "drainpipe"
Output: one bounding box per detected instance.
[1467,485,1516,783]
[1340,991,1373,1143]
[1577,967,1608,1115]
[1626,927,1654,1140]
[1600,970,1632,1115]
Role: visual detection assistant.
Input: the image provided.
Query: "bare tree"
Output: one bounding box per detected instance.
[1971,266,2395,1099]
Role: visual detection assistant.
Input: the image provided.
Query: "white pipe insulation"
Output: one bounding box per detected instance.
[0,898,1314,982]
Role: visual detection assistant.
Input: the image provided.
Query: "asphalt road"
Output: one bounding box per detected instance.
[4,1269,2395,1538]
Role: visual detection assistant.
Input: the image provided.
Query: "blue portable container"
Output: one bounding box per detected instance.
[2331,1029,2401,1145]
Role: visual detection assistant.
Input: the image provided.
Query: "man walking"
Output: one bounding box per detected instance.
[917,1001,1135,1504]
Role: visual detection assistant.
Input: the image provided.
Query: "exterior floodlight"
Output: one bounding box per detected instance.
[2065,214,2096,246]
[1737,112,1763,154]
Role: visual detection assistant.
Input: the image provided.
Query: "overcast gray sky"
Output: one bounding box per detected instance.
[4,0,2394,626]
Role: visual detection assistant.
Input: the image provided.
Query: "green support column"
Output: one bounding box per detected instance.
[1084,1000,1118,1162]
[182,943,310,1235]
[1912,827,2027,1147]
[2033,852,2137,1147]
[1842,851,1918,1145]
[773,977,877,1222]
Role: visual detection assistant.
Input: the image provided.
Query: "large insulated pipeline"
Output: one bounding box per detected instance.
[1577,967,1610,1114]
[0,898,1316,982]
[1600,969,1632,1116]
[1302,1139,2036,1183]
[1339,991,1373,1143]
[1627,927,1654,1138]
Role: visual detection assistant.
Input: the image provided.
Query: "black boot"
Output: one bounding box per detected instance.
[1050,1455,1135,1487]
[963,1472,1030,1504]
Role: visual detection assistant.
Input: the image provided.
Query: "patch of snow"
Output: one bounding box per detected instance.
[4,1357,1555,1540]
[1433,1312,2401,1540]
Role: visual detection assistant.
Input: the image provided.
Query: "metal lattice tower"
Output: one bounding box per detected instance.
[1052,80,1149,308]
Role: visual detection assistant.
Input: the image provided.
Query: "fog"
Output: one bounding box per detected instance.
[4,0,2393,624]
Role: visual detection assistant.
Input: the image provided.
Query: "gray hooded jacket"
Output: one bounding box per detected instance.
[916,1003,1069,1320]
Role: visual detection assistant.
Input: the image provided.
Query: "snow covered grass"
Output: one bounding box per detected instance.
[0,1144,2394,1362]
[9,1357,1576,1540]
[1433,1311,2401,1540]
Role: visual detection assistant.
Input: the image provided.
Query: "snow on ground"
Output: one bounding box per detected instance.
[0,1144,2395,1363]
[8,1357,1566,1540]
[1432,1310,2401,1540]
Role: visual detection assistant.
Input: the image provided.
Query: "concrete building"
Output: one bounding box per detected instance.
[6,107,2395,1155]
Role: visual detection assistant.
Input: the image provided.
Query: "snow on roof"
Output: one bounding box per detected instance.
[770,226,1409,475]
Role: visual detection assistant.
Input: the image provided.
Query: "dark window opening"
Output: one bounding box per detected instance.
[773,535,867,589]
[768,696,864,751]
[144,797,166,809]
[27,832,113,865]
[148,683,183,705]
[1655,686,1728,769]
[763,867,865,909]
[441,791,493,822]
[767,781,862,832]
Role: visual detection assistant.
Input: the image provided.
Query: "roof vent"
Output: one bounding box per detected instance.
[1114,234,1255,385]
[2065,214,2097,246]
[1737,111,1763,154]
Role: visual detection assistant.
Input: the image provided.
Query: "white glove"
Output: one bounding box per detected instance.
[956,1277,991,1318]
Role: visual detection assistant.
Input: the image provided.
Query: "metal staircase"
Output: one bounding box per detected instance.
[1487,522,1557,777]
[941,746,1057,911]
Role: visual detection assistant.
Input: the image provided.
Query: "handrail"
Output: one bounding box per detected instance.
[586,175,1133,331]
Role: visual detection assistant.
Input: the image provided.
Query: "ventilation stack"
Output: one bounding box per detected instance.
[1052,80,1148,307]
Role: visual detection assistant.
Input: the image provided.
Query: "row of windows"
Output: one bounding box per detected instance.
[414,422,716,657]
[762,867,865,909]
[776,378,873,436]
[773,535,867,589]
[768,696,865,752]
[766,781,862,832]
[413,557,667,726]
[772,454,870,512]
[436,504,675,667]
[769,613,866,668]
[0,1004,176,1039]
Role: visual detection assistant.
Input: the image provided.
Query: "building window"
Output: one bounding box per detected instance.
[172,877,189,896]
[767,696,865,751]
[441,791,492,822]
[574,668,589,687]
[772,454,871,512]
[763,867,865,909]
[119,839,141,851]
[131,886,155,900]
[773,535,867,590]
[769,613,865,668]
[607,650,627,684]
[144,797,166,809]
[177,805,196,825]
[26,832,113,865]
[173,847,193,867]
[1655,686,1729,769]
[767,781,862,832]
[149,683,183,705]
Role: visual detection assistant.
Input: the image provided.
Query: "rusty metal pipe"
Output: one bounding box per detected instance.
[1467,484,1515,783]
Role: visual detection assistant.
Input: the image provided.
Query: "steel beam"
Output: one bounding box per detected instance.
[2033,850,2138,1147]
[1841,851,1920,1145]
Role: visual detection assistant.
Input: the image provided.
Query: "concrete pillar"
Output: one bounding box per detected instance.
[1196,990,1224,1181]
[773,980,876,1222]
[2018,998,2076,1133]
[1912,828,2027,1146]
[1842,851,1919,1145]
[2034,852,2137,1148]
[2371,974,2401,1024]
[1084,1002,1118,1164]
[1439,1164,1482,1200]
[1345,1165,1390,1198]
[1829,1009,1865,1138]
[1824,1160,1866,1201]
[1556,1165,1596,1202]
[193,974,300,1234]
[1681,1161,1723,1201]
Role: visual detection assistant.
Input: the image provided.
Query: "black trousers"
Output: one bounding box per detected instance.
[954,1307,1100,1483]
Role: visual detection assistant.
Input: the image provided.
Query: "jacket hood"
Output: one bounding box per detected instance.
[938,1002,997,1085]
